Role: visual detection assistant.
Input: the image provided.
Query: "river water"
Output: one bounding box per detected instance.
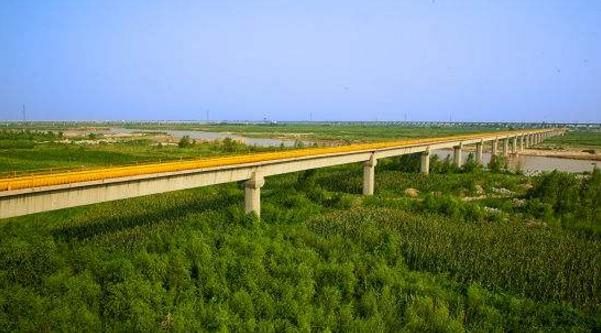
[111,128,598,174]
[433,149,599,174]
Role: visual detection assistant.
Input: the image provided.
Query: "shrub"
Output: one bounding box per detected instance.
[462,152,481,173]
[178,135,193,148]
[487,155,507,173]
[525,169,601,236]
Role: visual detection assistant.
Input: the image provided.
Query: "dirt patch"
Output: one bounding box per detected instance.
[404,188,420,197]
[520,148,601,161]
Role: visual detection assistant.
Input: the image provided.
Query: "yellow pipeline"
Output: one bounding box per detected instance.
[0,129,548,192]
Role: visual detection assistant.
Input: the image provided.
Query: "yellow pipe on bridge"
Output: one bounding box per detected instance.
[0,129,547,192]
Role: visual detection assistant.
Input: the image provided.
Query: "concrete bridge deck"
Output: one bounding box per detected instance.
[0,128,564,219]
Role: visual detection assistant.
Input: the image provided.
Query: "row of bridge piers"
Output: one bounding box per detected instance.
[0,129,567,220]
[417,131,555,176]
[244,131,562,216]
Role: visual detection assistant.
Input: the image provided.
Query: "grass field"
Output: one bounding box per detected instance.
[1,152,600,331]
[1,125,600,331]
[537,130,601,150]
[0,129,277,175]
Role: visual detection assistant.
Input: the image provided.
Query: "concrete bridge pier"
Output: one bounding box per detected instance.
[512,137,518,154]
[502,139,509,157]
[363,154,377,195]
[492,139,498,156]
[420,149,430,175]
[453,143,463,168]
[476,141,483,165]
[519,136,524,151]
[245,172,265,217]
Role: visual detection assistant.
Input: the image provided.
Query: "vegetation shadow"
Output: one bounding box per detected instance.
[52,194,237,241]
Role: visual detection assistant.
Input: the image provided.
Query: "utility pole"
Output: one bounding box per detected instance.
[22,104,26,122]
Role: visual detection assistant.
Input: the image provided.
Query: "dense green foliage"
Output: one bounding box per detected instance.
[1,161,600,331]
[2,125,601,331]
[526,169,601,236]
[0,129,62,149]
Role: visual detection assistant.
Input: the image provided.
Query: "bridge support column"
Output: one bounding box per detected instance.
[492,139,498,156]
[245,172,265,217]
[502,139,509,157]
[476,141,483,165]
[453,144,463,168]
[420,149,430,175]
[363,154,377,195]
[512,137,518,154]
[519,136,524,151]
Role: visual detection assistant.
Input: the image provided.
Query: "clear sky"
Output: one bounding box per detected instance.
[0,0,600,122]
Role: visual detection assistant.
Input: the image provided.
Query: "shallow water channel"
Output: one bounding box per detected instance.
[433,149,599,174]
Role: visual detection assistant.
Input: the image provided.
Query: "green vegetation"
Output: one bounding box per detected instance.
[526,169,601,236]
[0,129,63,149]
[0,130,277,176]
[1,151,600,331]
[1,125,601,330]
[537,130,601,150]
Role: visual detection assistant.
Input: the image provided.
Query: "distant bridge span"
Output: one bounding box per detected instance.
[0,129,564,219]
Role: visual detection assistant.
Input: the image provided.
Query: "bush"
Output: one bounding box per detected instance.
[487,155,507,173]
[434,154,458,174]
[178,135,193,148]
[462,152,481,173]
[527,169,601,235]
[222,137,240,152]
[523,199,554,221]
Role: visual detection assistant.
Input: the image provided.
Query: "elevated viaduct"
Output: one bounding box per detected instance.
[0,129,565,219]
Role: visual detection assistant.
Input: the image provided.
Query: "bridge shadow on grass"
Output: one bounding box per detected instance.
[52,192,242,242]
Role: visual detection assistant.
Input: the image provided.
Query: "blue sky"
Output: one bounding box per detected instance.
[0,0,599,122]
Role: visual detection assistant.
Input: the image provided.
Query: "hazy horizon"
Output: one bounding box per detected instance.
[1,1,600,122]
